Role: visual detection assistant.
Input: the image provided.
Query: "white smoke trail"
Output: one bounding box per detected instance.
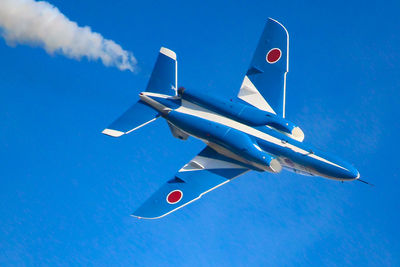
[0,0,136,71]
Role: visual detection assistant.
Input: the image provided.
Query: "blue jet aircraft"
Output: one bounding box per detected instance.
[103,18,360,219]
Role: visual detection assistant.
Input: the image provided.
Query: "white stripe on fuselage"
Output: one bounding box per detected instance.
[175,100,347,171]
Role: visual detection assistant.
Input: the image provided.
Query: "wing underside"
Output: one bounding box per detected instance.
[132,146,250,219]
[237,18,289,117]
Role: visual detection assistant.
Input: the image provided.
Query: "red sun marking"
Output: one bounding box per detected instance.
[266,48,282,64]
[166,190,183,204]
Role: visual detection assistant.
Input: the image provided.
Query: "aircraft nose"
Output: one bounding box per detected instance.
[343,164,360,180]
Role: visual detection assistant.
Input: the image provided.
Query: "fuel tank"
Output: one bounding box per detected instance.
[178,88,304,141]
[166,110,282,173]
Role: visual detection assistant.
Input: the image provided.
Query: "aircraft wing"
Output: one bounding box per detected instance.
[132,146,250,219]
[237,18,289,117]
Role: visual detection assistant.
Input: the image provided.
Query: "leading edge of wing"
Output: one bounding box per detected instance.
[131,146,250,219]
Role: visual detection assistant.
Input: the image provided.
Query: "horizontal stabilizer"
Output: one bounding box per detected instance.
[102,100,159,137]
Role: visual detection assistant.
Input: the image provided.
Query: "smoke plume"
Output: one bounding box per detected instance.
[0,0,136,71]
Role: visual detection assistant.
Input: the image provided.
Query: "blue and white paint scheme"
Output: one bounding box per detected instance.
[102,19,360,219]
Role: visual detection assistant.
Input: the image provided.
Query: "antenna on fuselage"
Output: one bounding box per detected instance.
[357,179,374,187]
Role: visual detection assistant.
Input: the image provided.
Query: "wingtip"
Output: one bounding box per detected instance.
[267,17,282,24]
[160,47,176,60]
[130,214,142,219]
[130,213,164,220]
[267,18,289,35]
[102,129,124,137]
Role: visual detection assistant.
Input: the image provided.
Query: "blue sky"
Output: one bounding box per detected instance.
[1,0,399,266]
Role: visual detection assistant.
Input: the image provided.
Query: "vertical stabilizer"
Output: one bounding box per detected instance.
[146,47,177,95]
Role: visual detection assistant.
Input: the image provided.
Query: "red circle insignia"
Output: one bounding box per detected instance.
[166,190,183,204]
[266,48,282,64]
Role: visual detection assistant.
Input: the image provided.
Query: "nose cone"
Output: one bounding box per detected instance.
[309,149,360,181]
[317,153,360,181]
[344,164,360,180]
[334,159,359,180]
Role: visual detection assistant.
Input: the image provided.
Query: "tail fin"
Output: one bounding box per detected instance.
[102,47,177,137]
[146,47,177,95]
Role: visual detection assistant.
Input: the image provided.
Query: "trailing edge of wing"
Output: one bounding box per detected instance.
[132,146,250,219]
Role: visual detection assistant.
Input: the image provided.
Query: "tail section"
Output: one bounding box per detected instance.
[102,100,160,137]
[146,47,177,95]
[102,47,177,137]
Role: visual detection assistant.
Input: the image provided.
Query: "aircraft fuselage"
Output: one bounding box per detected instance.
[140,91,360,181]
